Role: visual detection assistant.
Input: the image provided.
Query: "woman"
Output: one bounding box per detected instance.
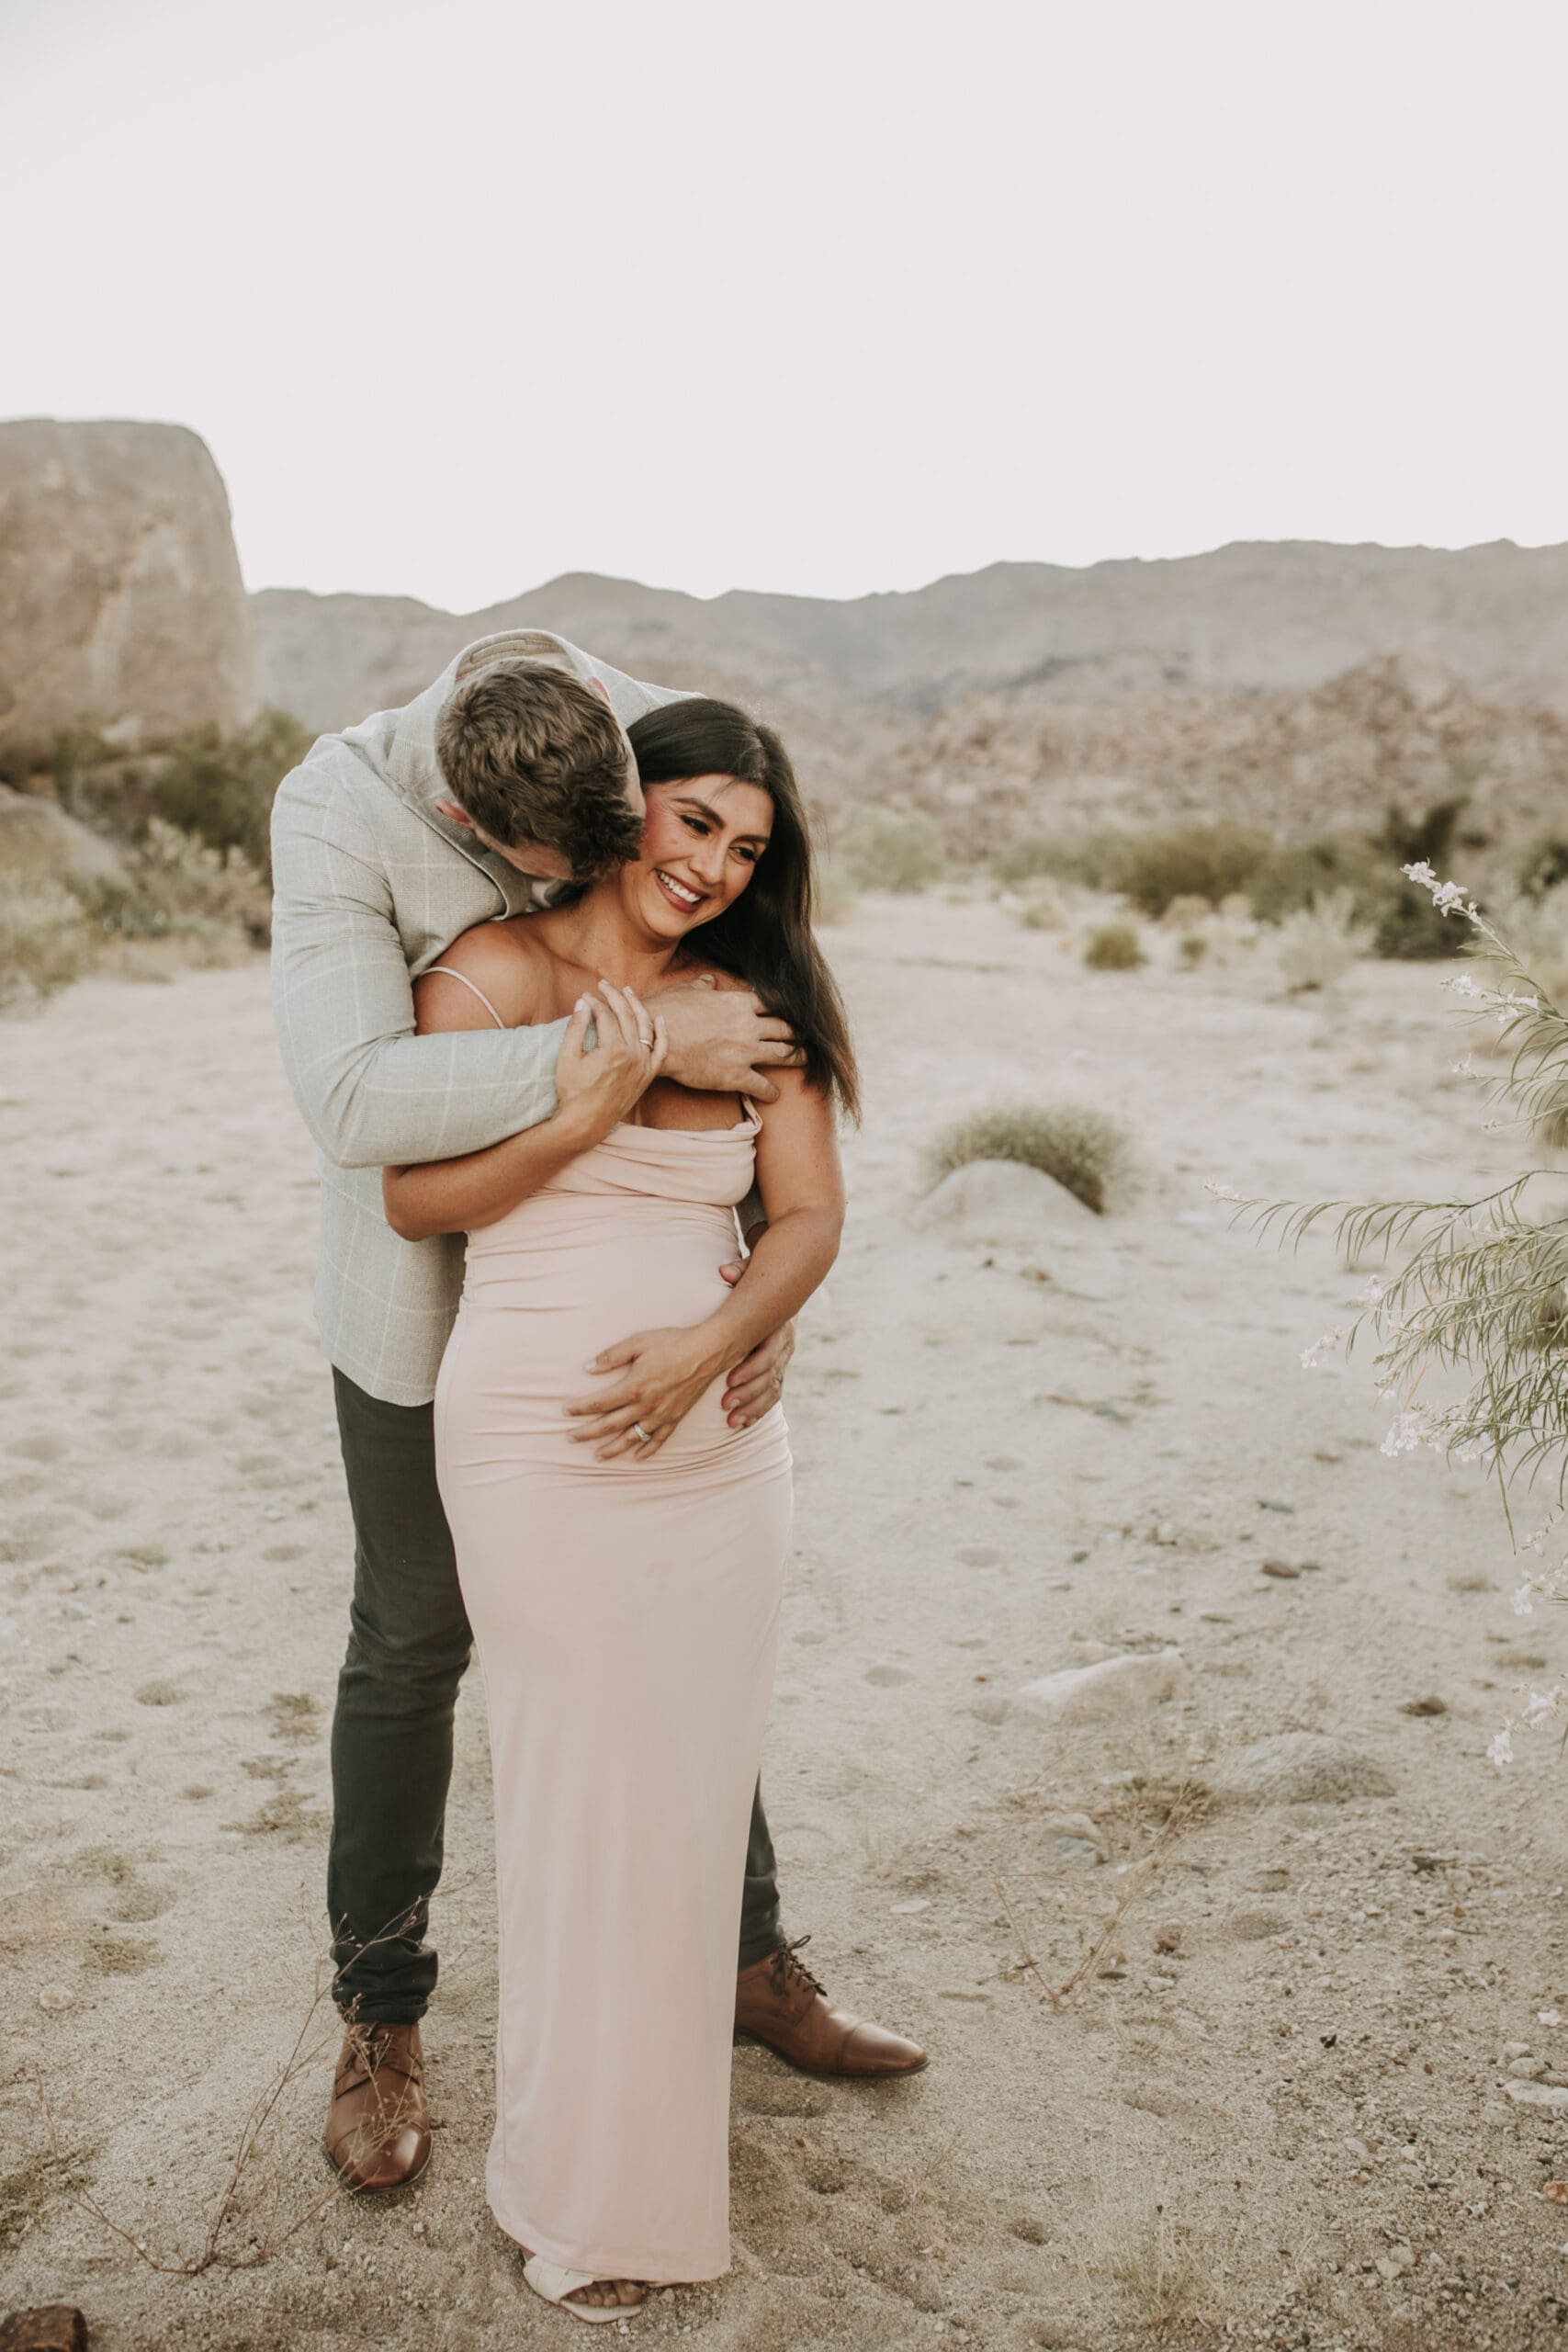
[382,700,856,2321]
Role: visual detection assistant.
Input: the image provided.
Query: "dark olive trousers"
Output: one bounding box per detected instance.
[327,1368,785,2022]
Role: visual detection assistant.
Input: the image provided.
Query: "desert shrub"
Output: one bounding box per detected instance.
[993,829,1126,890]
[837,803,945,894]
[1274,888,1374,992]
[923,1098,1143,1216]
[0,874,95,1008]
[129,818,272,946]
[1518,837,1568,900]
[1247,836,1365,922]
[1113,822,1269,918]
[1178,932,1208,967]
[152,709,310,884]
[1249,824,1464,959]
[1014,884,1070,931]
[1083,921,1145,971]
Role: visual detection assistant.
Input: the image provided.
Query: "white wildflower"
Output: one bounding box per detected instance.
[1513,1583,1538,1617]
[1487,1726,1515,1769]
[1442,972,1485,1001]
[1301,1325,1347,1371]
[1524,1689,1560,1729]
[1402,862,1477,918]
[1353,1275,1384,1306]
[1205,1181,1240,1203]
[1381,1408,1438,1457]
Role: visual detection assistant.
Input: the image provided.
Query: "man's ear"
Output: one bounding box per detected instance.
[434,797,476,830]
[587,677,612,706]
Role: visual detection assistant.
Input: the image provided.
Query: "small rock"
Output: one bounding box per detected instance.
[1260,1558,1300,1579]
[1508,2056,1549,2080]
[0,2312,88,2352]
[1017,1648,1190,1724]
[1401,1694,1448,1717]
[1225,1906,1291,1941]
[1376,2242,1416,2280]
[1503,2041,1533,2059]
[1258,1498,1296,1513]
[1505,2080,1568,2110]
[1219,1732,1395,1806]
[1153,1925,1182,1954]
[1041,1807,1110,1864]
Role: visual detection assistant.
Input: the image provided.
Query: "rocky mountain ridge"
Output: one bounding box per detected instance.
[252,537,1568,739]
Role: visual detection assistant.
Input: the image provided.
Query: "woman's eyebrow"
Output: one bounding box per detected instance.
[671,794,771,845]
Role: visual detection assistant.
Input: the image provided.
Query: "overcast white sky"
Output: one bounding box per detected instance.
[5,0,1566,610]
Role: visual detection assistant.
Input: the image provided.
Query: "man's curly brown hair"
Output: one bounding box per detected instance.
[434,661,644,880]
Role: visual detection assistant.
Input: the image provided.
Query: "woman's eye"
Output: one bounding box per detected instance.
[682,814,709,835]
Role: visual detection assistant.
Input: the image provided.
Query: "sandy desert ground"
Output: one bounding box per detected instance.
[6,893,1568,2350]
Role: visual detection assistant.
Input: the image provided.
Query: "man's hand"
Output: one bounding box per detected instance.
[649,975,801,1103]
[718,1257,795,1426]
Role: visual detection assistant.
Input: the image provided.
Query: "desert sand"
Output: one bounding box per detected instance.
[6,893,1568,2351]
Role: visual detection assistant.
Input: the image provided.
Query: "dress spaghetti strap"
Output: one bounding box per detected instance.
[426,965,507,1029]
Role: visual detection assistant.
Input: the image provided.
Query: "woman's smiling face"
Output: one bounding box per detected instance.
[620,774,773,938]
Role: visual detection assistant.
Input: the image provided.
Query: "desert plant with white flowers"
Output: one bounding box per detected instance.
[1217,860,1568,1767]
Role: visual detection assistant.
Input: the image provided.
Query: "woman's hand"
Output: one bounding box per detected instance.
[555,980,666,1139]
[566,1324,727,1461]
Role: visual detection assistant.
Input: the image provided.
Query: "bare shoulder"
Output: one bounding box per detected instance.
[413,918,555,1034]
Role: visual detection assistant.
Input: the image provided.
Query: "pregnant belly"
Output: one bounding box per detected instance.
[440,1200,776,1470]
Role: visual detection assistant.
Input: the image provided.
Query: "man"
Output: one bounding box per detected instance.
[270,628,926,2194]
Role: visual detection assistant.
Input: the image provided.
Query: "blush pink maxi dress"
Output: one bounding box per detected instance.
[433,1083,791,2285]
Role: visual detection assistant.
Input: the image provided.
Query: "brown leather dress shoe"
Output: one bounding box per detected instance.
[323,2021,432,2192]
[735,1936,928,2078]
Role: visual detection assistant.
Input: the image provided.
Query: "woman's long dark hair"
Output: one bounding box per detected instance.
[626,698,859,1119]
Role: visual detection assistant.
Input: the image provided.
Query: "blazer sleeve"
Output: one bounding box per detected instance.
[269,759,567,1170]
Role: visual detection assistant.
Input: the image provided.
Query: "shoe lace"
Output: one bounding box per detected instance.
[769,1933,825,2000]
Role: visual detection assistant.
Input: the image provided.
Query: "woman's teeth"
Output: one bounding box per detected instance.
[656,870,702,910]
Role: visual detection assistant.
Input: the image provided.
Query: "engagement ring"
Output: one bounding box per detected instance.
[632,1421,651,1443]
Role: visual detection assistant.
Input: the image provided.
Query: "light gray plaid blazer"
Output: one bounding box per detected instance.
[270,629,691,1406]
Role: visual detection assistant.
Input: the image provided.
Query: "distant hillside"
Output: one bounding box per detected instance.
[253,538,1568,738]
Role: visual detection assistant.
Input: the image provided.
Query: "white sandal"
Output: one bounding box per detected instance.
[522,2254,647,2324]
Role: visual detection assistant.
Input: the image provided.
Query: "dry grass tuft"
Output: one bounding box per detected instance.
[923,1098,1145,1216]
[1089,2185,1220,2325]
[1273,888,1373,993]
[1083,920,1145,971]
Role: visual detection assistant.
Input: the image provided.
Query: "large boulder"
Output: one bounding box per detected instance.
[0,420,256,772]
[0,785,133,900]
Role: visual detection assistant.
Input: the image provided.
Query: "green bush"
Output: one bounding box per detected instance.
[1517,838,1568,900]
[923,1098,1144,1216]
[838,804,945,894]
[1178,932,1208,967]
[1083,920,1145,971]
[152,709,311,884]
[993,830,1126,891]
[1248,813,1468,961]
[1112,823,1269,918]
